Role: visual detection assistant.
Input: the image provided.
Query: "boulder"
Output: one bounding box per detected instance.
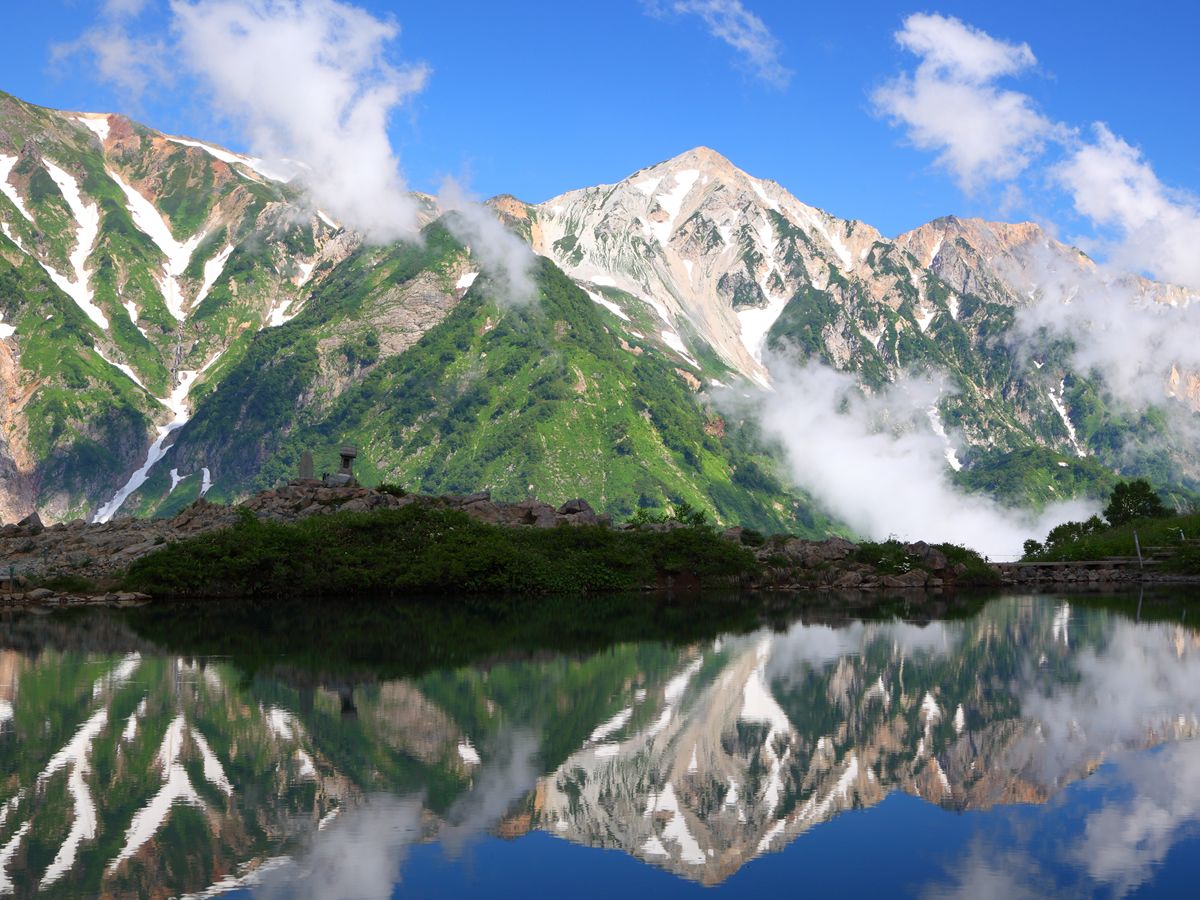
[17,512,43,534]
[462,501,503,525]
[882,570,928,588]
[833,571,863,588]
[905,541,949,572]
[558,498,593,515]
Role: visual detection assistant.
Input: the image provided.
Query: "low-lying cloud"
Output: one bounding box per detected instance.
[722,359,1093,557]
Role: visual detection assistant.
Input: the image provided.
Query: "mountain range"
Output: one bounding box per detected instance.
[0,89,1195,531]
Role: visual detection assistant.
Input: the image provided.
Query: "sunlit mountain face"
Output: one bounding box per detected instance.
[0,593,1197,897]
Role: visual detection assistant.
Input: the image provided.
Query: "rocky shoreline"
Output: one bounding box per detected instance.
[4,481,1185,606]
[0,482,994,604]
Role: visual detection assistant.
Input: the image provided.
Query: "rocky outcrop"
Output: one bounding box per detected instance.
[0,484,616,584]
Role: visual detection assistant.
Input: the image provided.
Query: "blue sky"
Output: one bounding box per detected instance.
[4,1,1198,242]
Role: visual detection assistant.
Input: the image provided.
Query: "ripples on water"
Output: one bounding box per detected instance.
[0,591,1197,897]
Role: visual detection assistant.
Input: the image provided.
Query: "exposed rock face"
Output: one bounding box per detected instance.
[533,146,884,385]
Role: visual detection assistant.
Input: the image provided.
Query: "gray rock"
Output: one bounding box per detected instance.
[558,498,593,515]
[17,512,43,534]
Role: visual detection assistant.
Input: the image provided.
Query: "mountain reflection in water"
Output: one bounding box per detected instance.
[0,592,1196,898]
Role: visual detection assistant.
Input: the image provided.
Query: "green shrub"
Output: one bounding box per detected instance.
[122,504,759,598]
[1104,479,1169,526]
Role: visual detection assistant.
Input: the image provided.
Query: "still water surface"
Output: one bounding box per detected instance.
[0,592,1197,897]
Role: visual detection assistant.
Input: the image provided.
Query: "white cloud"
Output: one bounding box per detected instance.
[169,0,429,244]
[103,0,153,15]
[873,13,1053,191]
[438,178,536,305]
[51,1,170,102]
[1007,243,1200,421]
[647,0,792,88]
[878,15,1200,295]
[1056,125,1200,289]
[721,360,1092,558]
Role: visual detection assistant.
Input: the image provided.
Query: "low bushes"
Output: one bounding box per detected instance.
[122,505,759,598]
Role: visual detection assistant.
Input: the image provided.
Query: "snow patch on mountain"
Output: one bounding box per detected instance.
[193,245,235,311]
[1049,381,1087,457]
[75,115,110,142]
[42,162,107,329]
[737,294,790,364]
[0,155,33,223]
[648,169,699,247]
[661,330,698,367]
[584,287,630,322]
[108,170,206,321]
[926,403,963,471]
[94,364,209,522]
[94,346,148,392]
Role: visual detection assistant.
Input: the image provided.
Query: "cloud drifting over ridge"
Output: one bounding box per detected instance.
[170,0,429,243]
[437,179,536,306]
[58,0,430,244]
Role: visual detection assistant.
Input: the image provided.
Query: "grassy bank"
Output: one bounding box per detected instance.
[1023,512,1200,568]
[122,505,760,598]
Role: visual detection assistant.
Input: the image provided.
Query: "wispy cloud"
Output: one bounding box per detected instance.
[438,178,536,305]
[52,0,171,103]
[645,0,792,88]
[875,12,1200,292]
[873,13,1055,191]
[55,0,432,244]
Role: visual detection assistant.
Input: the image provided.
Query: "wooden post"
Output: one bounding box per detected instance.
[1133,530,1143,570]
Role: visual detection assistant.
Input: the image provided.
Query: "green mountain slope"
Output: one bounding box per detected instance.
[151,225,833,533]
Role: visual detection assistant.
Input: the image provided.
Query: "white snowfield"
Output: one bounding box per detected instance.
[193,244,235,312]
[75,115,110,142]
[108,169,207,321]
[42,161,108,330]
[166,136,292,184]
[93,367,202,522]
[0,154,33,222]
